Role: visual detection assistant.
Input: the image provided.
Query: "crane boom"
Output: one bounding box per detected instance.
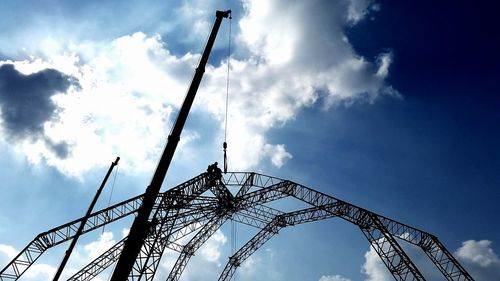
[52,157,120,281]
[109,10,231,280]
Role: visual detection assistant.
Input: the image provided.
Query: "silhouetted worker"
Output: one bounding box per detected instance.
[215,163,222,184]
[207,162,219,186]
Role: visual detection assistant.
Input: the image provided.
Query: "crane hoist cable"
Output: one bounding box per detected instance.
[223,13,232,174]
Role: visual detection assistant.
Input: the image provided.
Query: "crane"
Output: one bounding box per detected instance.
[0,9,476,281]
[108,10,231,280]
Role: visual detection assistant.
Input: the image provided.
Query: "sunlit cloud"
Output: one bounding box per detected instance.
[319,274,352,281]
[361,245,392,281]
[0,0,392,179]
[456,240,500,280]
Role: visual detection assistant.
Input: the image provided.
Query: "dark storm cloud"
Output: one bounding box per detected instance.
[0,63,78,158]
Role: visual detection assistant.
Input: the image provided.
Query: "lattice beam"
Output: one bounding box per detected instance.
[360,213,425,281]
[131,176,219,281]
[0,194,145,281]
[68,206,215,281]
[1,172,474,281]
[67,238,126,281]
[420,236,474,281]
[229,172,475,281]
[219,203,342,281]
[166,215,229,281]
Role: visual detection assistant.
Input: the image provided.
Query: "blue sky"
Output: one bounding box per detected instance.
[0,1,499,280]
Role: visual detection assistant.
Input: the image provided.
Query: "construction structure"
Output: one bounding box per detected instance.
[0,10,475,281]
[0,172,475,281]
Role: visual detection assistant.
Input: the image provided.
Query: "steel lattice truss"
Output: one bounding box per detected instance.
[0,172,475,281]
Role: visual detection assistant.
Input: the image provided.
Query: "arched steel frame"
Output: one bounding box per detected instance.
[0,172,474,281]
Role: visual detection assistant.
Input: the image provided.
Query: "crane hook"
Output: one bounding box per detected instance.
[223,141,227,174]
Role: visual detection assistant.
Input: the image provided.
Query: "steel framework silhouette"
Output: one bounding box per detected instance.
[0,171,475,281]
[0,7,476,281]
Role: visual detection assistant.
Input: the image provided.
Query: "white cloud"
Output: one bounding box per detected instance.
[49,231,119,280]
[121,228,130,238]
[0,244,17,260]
[0,244,17,269]
[238,255,258,277]
[153,229,228,281]
[23,263,57,281]
[347,0,376,24]
[175,0,213,43]
[263,144,293,168]
[200,229,227,263]
[198,0,395,170]
[319,274,352,281]
[456,240,499,267]
[0,0,393,178]
[361,246,392,281]
[456,240,500,280]
[0,33,194,177]
[376,53,393,78]
[59,231,124,280]
[82,232,117,260]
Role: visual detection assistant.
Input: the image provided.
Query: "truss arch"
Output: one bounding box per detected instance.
[0,172,474,281]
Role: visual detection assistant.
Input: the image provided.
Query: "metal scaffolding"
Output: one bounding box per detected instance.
[0,172,475,281]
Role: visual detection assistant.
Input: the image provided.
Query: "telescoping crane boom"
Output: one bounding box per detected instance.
[52,157,120,281]
[109,10,232,280]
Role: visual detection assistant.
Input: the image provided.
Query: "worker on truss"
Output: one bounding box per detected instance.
[207,162,223,186]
